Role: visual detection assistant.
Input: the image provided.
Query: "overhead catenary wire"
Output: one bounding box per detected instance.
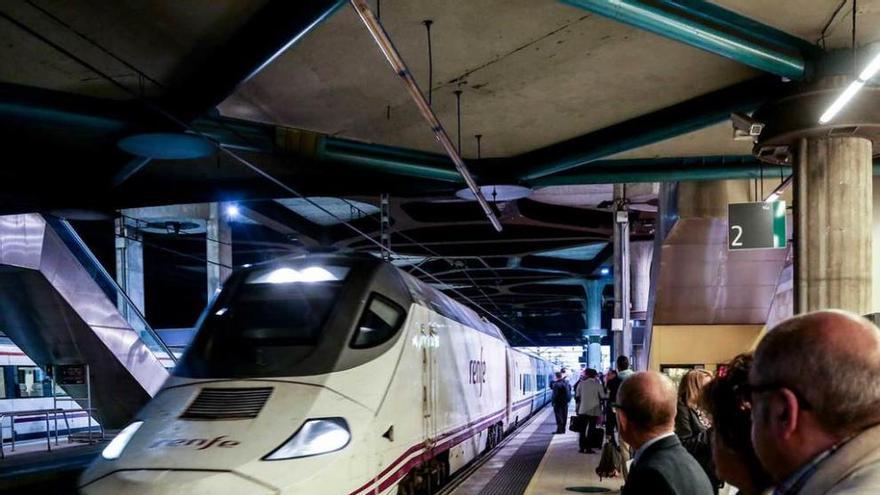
[349,0,503,232]
[0,8,535,345]
[454,89,463,154]
[423,19,433,106]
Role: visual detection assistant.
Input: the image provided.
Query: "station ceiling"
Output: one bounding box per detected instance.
[0,0,876,345]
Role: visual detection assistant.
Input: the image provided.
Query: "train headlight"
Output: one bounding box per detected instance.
[101,421,144,460]
[263,418,351,460]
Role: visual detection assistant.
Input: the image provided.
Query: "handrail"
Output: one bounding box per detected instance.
[0,408,71,458]
[43,215,177,364]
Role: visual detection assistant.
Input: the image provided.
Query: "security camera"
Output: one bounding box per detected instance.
[731,112,764,140]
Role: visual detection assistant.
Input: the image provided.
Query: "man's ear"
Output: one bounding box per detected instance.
[771,389,800,439]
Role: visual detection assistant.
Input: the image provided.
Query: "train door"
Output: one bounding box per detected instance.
[505,350,513,427]
[421,321,439,444]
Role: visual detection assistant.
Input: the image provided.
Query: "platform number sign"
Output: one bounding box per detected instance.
[728,201,787,250]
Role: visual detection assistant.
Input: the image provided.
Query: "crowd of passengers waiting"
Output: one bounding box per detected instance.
[549,309,880,495]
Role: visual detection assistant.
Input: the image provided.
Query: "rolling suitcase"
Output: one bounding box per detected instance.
[588,425,605,450]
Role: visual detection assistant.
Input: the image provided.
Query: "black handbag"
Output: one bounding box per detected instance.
[569,415,585,433]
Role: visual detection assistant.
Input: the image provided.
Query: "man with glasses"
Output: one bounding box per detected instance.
[615,371,713,495]
[749,310,880,495]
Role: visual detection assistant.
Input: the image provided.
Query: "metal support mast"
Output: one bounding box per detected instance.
[612,184,632,364]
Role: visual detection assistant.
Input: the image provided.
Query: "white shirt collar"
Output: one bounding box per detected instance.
[632,431,676,466]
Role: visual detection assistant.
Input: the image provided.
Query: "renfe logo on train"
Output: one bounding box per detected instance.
[469,347,487,397]
[149,435,240,450]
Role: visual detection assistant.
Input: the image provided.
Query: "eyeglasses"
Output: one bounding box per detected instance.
[734,382,813,410]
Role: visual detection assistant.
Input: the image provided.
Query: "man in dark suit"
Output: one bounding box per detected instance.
[550,371,571,433]
[615,371,714,495]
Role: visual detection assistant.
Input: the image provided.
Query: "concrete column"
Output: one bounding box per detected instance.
[794,137,873,313]
[114,217,145,316]
[583,279,605,370]
[587,336,602,370]
[207,203,233,300]
[584,279,603,331]
[630,241,653,316]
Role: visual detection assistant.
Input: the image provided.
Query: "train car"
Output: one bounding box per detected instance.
[0,339,99,444]
[80,254,551,495]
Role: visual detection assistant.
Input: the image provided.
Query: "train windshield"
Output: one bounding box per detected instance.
[175,264,350,378]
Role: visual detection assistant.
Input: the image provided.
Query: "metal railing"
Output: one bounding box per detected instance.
[0,408,69,459]
[43,216,177,365]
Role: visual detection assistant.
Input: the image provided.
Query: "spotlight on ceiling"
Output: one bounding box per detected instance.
[226,204,240,219]
[600,267,610,276]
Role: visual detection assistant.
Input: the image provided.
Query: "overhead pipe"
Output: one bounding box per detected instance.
[349,0,503,232]
[560,0,806,80]
[653,0,818,56]
[518,76,784,180]
[318,137,464,183]
[525,156,793,186]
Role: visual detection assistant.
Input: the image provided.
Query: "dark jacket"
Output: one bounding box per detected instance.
[607,376,622,403]
[622,435,714,495]
[550,378,571,405]
[674,400,720,490]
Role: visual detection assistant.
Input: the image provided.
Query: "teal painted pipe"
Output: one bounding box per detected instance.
[560,0,805,79]
[655,0,817,55]
[527,160,880,186]
[318,137,464,183]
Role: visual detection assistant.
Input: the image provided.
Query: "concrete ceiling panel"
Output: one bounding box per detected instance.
[0,0,269,99]
[220,0,758,158]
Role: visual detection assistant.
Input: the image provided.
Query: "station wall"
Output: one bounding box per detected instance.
[648,324,763,372]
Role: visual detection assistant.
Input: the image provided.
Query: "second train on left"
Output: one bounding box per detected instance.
[80,254,555,495]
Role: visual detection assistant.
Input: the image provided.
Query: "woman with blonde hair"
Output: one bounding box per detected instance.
[676,368,720,493]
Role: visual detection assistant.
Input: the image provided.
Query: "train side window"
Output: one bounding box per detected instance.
[351,294,406,349]
[15,366,48,398]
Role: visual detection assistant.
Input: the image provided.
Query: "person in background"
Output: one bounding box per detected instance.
[573,368,587,410]
[617,372,714,495]
[676,369,720,493]
[605,369,620,434]
[576,368,607,453]
[616,355,634,381]
[749,310,880,495]
[551,371,572,434]
[700,353,772,495]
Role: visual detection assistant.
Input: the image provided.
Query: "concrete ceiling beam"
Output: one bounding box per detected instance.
[158,0,346,122]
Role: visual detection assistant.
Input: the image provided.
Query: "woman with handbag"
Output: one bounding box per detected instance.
[574,368,606,453]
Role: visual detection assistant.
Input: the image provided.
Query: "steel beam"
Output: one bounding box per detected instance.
[160,0,346,121]
[560,0,806,79]
[518,76,784,180]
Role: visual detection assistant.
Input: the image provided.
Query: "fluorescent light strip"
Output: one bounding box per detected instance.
[819,80,865,124]
[859,52,880,81]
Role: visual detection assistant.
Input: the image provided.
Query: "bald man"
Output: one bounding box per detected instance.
[750,310,880,495]
[616,371,713,495]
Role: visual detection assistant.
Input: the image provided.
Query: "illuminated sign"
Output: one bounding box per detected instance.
[728,201,787,250]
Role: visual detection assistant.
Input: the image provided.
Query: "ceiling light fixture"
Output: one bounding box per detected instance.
[819,35,880,124]
[225,204,240,219]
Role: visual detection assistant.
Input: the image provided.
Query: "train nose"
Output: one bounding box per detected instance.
[81,469,276,495]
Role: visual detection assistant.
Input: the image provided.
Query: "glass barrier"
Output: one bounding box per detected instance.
[44,216,177,367]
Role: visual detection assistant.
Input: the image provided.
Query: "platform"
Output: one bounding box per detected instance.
[450,407,623,495]
[0,440,104,494]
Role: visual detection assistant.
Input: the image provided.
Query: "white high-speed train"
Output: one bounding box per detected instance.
[80,254,553,494]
